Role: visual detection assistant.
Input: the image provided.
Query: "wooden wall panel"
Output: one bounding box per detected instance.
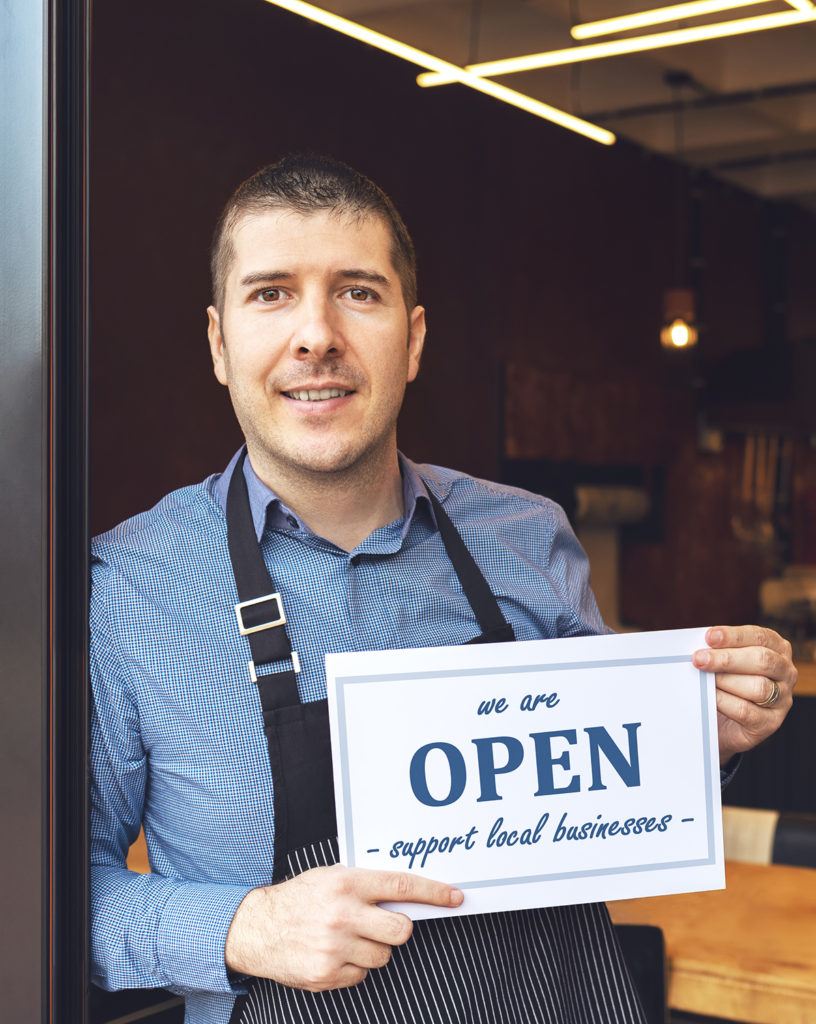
[504,362,689,465]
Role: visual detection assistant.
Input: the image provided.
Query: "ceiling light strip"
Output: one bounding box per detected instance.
[787,0,815,13]
[262,0,615,144]
[418,8,816,85]
[572,0,775,40]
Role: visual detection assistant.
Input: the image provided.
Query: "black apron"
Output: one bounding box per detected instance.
[226,454,645,1024]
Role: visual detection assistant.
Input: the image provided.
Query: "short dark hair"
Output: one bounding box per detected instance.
[210,154,417,314]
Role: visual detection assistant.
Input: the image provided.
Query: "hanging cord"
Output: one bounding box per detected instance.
[468,0,483,65]
[568,0,583,114]
[668,72,688,286]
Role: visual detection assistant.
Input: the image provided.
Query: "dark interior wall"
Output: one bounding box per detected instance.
[90,0,683,528]
[91,0,816,626]
[91,0,498,530]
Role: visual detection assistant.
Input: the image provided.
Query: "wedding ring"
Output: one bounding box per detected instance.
[756,681,780,708]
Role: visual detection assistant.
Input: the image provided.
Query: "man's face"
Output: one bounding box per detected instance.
[208,208,425,486]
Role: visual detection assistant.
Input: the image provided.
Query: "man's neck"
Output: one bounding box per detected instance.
[246,449,406,553]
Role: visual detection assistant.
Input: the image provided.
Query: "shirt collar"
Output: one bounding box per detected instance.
[214,447,436,544]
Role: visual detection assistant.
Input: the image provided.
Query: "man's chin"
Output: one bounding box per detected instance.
[251,442,385,481]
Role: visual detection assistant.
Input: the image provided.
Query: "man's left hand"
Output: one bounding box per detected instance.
[692,625,797,766]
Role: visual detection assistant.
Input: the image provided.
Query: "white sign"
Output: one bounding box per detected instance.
[326,627,724,919]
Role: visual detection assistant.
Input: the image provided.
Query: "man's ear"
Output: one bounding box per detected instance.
[406,305,426,383]
[207,306,228,386]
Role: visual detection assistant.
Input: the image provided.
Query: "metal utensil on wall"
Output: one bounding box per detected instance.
[732,432,784,549]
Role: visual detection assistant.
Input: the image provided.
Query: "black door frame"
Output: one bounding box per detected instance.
[0,1,90,1020]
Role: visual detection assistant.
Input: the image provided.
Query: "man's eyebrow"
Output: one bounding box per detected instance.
[237,270,392,288]
[336,269,391,287]
[238,271,294,288]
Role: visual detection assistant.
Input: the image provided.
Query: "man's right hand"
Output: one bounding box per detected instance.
[224,865,463,991]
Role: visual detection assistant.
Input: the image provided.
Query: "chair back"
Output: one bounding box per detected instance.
[722,805,816,868]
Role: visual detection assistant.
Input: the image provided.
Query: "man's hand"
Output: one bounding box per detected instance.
[692,625,797,766]
[224,865,463,991]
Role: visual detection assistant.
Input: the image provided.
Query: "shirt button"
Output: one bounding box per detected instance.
[286,515,298,528]
[350,555,360,566]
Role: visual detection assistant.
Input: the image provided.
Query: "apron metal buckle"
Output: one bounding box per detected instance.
[247,650,301,683]
[235,592,286,635]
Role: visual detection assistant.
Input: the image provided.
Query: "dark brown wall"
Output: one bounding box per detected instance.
[91,0,816,627]
[91,0,498,528]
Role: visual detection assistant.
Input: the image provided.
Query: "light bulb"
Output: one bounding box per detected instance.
[661,317,698,349]
[672,321,690,346]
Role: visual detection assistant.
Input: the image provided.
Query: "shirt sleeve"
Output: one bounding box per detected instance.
[90,561,253,995]
[545,502,610,637]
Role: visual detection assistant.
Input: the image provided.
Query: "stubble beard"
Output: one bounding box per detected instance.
[230,357,404,495]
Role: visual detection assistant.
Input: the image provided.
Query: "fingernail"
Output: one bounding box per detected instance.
[709,629,723,645]
[450,888,464,906]
[695,650,711,667]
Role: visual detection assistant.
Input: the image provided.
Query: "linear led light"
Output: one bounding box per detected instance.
[572,0,776,40]
[788,0,816,13]
[262,0,615,145]
[417,8,816,85]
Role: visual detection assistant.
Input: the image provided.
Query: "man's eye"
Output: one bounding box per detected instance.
[347,287,375,302]
[257,288,282,302]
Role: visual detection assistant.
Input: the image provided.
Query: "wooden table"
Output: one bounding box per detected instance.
[608,860,816,1023]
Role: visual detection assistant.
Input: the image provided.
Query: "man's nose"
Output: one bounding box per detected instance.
[288,296,346,361]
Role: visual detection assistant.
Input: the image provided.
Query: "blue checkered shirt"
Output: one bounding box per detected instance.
[90,450,607,1024]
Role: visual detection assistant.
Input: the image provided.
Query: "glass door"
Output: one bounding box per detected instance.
[0,2,90,1021]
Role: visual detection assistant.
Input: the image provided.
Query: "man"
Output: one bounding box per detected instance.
[91,155,796,1024]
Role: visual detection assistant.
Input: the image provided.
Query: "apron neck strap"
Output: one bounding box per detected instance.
[424,487,514,642]
[227,450,295,674]
[226,451,516,685]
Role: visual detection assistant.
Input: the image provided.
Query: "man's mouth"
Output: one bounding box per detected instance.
[283,388,353,402]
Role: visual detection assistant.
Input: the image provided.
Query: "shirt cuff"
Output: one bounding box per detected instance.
[720,753,742,789]
[156,882,254,993]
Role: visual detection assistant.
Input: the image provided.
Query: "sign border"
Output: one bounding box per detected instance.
[333,653,718,888]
